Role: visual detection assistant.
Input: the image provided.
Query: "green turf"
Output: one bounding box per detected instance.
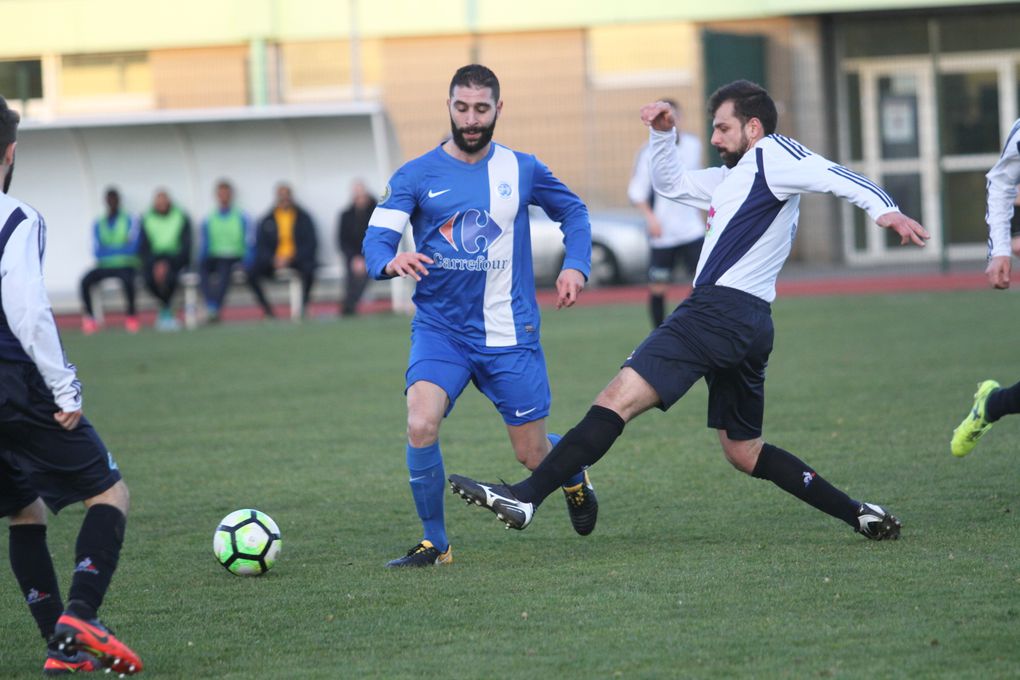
[2,290,1019,678]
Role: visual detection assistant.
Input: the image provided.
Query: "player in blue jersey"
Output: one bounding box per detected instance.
[451,80,929,542]
[363,64,596,567]
[950,118,1020,457]
[0,96,143,675]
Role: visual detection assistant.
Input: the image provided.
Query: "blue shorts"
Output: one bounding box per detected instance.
[0,362,121,516]
[406,326,551,426]
[623,285,774,440]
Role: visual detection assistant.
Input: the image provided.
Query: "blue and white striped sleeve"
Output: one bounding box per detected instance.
[763,135,899,221]
[986,119,1020,258]
[363,165,416,280]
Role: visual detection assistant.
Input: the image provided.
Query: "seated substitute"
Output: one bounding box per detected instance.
[138,188,192,331]
[248,183,318,318]
[78,187,140,334]
[199,179,253,323]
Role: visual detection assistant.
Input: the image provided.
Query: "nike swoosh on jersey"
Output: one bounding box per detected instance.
[514,407,537,418]
[427,189,451,198]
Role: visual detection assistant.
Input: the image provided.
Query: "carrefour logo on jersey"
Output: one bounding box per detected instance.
[433,209,510,272]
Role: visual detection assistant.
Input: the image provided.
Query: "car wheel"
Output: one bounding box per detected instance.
[587,243,620,287]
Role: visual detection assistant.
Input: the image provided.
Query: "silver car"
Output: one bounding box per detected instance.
[529,207,649,287]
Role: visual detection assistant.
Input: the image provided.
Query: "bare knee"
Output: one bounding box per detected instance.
[84,479,130,516]
[515,440,549,470]
[9,498,47,526]
[406,413,440,448]
[718,432,763,475]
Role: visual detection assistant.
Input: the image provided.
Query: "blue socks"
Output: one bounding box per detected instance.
[549,433,585,488]
[406,442,448,553]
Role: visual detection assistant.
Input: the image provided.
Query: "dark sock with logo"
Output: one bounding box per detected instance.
[9,524,64,640]
[650,293,665,327]
[985,380,1020,422]
[510,405,625,506]
[67,505,126,621]
[752,443,859,528]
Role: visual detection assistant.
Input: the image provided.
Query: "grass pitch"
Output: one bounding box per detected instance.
[2,290,1019,678]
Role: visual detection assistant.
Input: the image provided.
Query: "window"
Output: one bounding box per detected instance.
[944,170,991,245]
[0,60,43,100]
[61,53,151,97]
[939,71,999,156]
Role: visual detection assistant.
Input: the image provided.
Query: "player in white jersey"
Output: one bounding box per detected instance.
[451,80,929,542]
[628,98,704,327]
[950,119,1020,457]
[363,65,597,567]
[0,97,142,674]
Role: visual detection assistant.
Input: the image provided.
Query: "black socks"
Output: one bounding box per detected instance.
[752,443,859,528]
[9,524,64,640]
[67,504,126,621]
[511,405,625,505]
[650,294,665,328]
[985,381,1020,423]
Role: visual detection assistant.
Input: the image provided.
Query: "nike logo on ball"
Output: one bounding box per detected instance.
[427,189,451,198]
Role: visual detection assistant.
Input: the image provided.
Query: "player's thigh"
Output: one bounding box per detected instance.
[705,320,774,441]
[472,345,551,426]
[622,311,712,413]
[406,326,472,418]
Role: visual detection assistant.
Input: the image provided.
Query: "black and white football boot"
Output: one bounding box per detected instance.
[855,502,902,540]
[449,475,534,530]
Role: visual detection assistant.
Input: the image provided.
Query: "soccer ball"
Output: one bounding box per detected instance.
[213,509,282,576]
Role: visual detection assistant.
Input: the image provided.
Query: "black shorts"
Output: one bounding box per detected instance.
[0,362,121,516]
[649,239,703,284]
[623,284,774,440]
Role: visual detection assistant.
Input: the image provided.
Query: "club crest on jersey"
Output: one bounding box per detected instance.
[437,209,504,254]
[497,182,512,198]
[379,183,392,205]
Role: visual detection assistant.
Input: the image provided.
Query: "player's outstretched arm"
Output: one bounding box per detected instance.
[985,255,1011,289]
[875,211,929,247]
[384,252,433,282]
[555,268,585,309]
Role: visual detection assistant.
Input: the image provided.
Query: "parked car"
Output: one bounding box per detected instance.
[529,207,649,287]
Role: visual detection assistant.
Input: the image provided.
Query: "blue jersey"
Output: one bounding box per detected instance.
[364,143,591,348]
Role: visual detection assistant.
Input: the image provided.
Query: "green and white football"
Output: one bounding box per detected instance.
[213,509,282,576]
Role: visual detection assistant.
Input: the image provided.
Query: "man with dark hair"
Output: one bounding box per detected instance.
[336,179,376,316]
[199,179,252,323]
[628,98,704,327]
[451,80,929,543]
[363,63,595,567]
[138,188,192,331]
[79,188,140,334]
[249,183,318,318]
[0,96,142,675]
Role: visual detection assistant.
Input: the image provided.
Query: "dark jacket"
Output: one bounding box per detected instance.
[337,197,376,259]
[254,204,318,270]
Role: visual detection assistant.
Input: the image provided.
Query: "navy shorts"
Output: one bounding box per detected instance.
[406,325,551,425]
[649,239,703,284]
[0,362,121,516]
[623,284,774,440]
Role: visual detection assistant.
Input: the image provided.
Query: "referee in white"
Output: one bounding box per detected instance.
[628,98,705,327]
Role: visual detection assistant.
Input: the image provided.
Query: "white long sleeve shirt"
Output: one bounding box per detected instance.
[649,128,899,302]
[985,119,1020,258]
[628,132,705,248]
[0,193,82,412]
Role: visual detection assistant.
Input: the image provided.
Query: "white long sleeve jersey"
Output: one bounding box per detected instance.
[649,127,900,302]
[628,132,705,248]
[0,193,82,412]
[985,119,1020,258]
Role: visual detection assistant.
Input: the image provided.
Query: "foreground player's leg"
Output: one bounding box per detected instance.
[951,379,1020,457]
[724,435,900,540]
[53,482,143,676]
[550,434,598,536]
[451,368,656,529]
[386,442,452,567]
